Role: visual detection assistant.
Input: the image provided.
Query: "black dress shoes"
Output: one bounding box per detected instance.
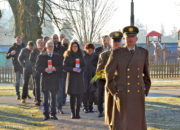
[51,115,58,120]
[71,114,76,119]
[43,116,50,121]
[35,101,41,106]
[76,115,81,119]
[98,112,104,118]
[16,95,20,100]
[58,109,64,114]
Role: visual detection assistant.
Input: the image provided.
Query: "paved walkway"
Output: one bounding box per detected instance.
[0,95,108,130]
[0,87,180,130]
[149,89,180,97]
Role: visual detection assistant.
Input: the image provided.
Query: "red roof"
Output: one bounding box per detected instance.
[146,31,162,37]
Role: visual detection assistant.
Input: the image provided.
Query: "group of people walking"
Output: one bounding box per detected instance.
[7,25,151,130]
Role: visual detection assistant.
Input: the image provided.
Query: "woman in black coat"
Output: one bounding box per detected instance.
[82,43,96,113]
[63,40,85,119]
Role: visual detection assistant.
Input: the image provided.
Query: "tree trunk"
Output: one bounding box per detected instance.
[8,0,21,38]
[8,0,42,43]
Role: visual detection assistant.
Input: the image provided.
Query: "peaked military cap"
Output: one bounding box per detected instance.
[122,26,139,36]
[109,31,123,42]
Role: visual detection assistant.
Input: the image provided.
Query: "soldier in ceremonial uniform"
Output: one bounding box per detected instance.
[105,26,151,130]
[96,31,123,129]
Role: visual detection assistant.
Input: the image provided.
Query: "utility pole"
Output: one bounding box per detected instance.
[130,0,134,26]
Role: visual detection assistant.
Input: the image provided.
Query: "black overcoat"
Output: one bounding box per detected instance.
[36,51,63,92]
[63,52,85,95]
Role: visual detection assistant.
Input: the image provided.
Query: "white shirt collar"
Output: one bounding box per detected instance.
[128,47,135,51]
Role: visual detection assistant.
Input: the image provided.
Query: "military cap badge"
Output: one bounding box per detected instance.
[129,27,134,32]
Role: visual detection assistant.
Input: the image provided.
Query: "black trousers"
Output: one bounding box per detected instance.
[33,72,41,102]
[70,94,83,115]
[22,69,32,99]
[43,90,57,116]
[83,80,96,111]
[97,79,105,113]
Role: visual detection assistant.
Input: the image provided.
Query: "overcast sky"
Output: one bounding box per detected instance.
[105,0,180,35]
[0,0,180,36]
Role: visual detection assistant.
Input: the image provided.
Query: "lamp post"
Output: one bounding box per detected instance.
[0,10,2,19]
[130,0,134,26]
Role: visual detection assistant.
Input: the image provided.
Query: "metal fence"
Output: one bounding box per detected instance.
[0,52,180,83]
[0,67,13,83]
[0,63,180,83]
[149,63,180,78]
[0,51,13,83]
[149,46,180,64]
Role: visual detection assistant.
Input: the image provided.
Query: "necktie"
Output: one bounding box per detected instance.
[130,49,135,55]
[49,53,52,57]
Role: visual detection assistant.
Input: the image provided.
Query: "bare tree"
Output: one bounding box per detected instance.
[1,0,116,45]
[47,0,117,45]
[4,0,79,42]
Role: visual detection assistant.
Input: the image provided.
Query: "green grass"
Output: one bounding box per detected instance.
[0,84,180,129]
[0,86,33,96]
[146,97,180,130]
[0,86,54,129]
[152,79,180,87]
[150,79,180,90]
[151,86,180,90]
[0,86,17,96]
[0,104,54,130]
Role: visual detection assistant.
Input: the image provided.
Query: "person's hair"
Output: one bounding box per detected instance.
[62,38,69,44]
[36,39,42,45]
[51,34,58,39]
[15,36,21,39]
[63,40,81,57]
[15,36,22,42]
[27,41,34,46]
[84,43,95,50]
[43,36,49,41]
[45,40,54,48]
[60,34,65,37]
[102,35,109,40]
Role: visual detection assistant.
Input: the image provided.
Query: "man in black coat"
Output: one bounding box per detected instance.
[52,34,66,114]
[61,38,69,105]
[6,36,25,100]
[30,39,44,106]
[52,34,66,56]
[91,35,111,117]
[36,40,63,121]
[18,41,34,103]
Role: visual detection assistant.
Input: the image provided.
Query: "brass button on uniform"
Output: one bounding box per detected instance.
[144,88,146,91]
[137,67,140,71]
[128,90,130,93]
[127,82,131,86]
[137,75,140,78]
[127,68,130,71]
[137,82,140,86]
[127,75,130,79]
[137,90,140,93]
